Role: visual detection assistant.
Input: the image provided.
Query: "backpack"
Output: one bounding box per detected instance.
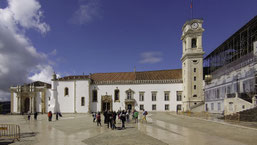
[144,111,148,115]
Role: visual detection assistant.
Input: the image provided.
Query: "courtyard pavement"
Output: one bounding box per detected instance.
[0,112,257,145]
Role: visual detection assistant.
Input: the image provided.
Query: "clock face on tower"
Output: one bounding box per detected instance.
[191,23,199,29]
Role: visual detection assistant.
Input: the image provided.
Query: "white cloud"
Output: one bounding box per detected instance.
[0,0,52,101]
[140,51,163,64]
[8,0,50,34]
[70,0,100,25]
[29,65,54,83]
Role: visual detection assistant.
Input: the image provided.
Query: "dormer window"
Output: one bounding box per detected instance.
[191,38,197,48]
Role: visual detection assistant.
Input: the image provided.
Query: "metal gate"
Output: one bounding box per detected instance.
[0,124,20,141]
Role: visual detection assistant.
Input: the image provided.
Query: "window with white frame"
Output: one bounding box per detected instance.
[152,92,157,101]
[164,91,169,101]
[177,91,182,101]
[165,104,169,110]
[140,105,144,110]
[218,102,221,111]
[114,89,120,101]
[152,104,156,110]
[139,92,144,101]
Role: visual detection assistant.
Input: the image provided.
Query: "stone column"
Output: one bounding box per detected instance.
[31,96,34,113]
[42,91,45,113]
[30,96,32,113]
[10,91,13,113]
[17,96,19,113]
[17,95,21,113]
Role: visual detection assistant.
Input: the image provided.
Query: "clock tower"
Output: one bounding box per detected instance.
[181,19,205,112]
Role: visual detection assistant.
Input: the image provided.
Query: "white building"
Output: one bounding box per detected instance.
[10,69,184,114]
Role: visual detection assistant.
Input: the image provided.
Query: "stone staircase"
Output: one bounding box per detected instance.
[191,101,205,112]
[225,107,257,122]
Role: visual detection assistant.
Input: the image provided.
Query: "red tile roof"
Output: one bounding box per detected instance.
[57,69,182,82]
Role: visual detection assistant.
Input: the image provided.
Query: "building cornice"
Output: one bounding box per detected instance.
[92,79,182,85]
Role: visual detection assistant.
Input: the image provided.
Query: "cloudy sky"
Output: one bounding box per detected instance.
[0,0,256,101]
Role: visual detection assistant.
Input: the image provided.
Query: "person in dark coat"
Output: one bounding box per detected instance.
[103,110,107,124]
[113,111,117,125]
[56,112,59,120]
[120,110,126,129]
[112,111,117,129]
[28,112,31,120]
[106,111,111,128]
[34,112,38,120]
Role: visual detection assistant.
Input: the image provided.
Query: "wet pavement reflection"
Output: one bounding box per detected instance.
[2,113,256,145]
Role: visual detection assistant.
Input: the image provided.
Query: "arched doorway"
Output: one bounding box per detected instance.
[24,98,30,113]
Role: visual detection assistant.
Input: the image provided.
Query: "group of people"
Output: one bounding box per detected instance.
[92,109,148,130]
[48,111,62,121]
[27,111,62,121]
[27,112,38,120]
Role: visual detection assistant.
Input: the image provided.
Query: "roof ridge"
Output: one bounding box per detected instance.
[92,68,182,74]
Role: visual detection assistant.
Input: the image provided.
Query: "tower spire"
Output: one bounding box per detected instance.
[190,0,193,19]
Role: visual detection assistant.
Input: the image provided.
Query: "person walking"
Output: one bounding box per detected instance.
[92,112,96,122]
[126,110,130,123]
[107,111,113,129]
[48,111,52,121]
[120,110,126,129]
[56,112,59,120]
[113,111,117,125]
[96,112,101,126]
[134,110,139,123]
[142,109,148,123]
[28,112,31,120]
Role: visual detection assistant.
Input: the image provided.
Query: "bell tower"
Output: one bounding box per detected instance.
[181,19,205,112]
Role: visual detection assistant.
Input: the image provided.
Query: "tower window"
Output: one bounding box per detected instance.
[191,38,197,48]
[194,68,196,72]
[92,90,97,102]
[194,76,196,81]
[194,85,196,90]
[193,95,197,97]
[64,87,69,96]
[81,97,85,106]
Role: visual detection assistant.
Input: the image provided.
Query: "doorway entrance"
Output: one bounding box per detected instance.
[24,97,30,113]
[102,102,111,112]
[176,104,181,112]
[125,103,134,113]
[101,95,112,112]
